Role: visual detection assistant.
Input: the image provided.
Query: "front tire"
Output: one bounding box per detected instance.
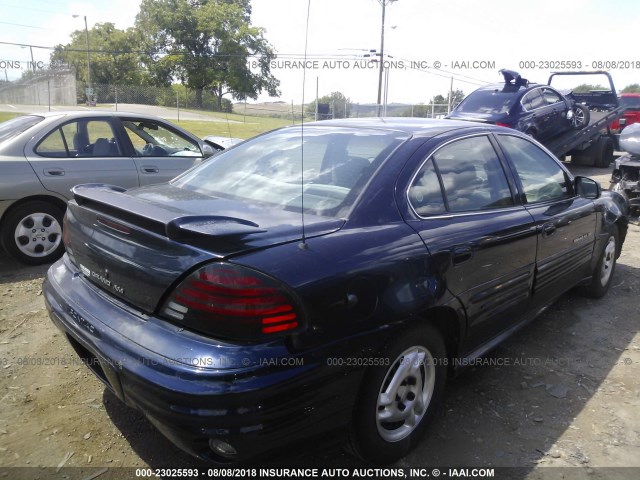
[347,324,447,464]
[572,104,590,130]
[1,201,65,265]
[581,228,619,299]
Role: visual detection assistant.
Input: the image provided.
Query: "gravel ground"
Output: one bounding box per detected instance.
[0,163,638,480]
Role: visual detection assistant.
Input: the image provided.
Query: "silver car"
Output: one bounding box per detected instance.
[0,111,215,265]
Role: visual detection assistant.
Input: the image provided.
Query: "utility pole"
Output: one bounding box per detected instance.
[73,15,92,104]
[376,0,396,116]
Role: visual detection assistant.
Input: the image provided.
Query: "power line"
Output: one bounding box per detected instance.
[0,21,52,30]
[0,2,64,15]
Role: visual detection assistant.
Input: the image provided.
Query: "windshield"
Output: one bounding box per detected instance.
[456,89,516,115]
[172,126,408,218]
[0,115,44,144]
[621,96,640,110]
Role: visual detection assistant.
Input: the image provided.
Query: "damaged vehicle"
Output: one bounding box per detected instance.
[611,122,640,215]
[44,118,628,464]
[448,69,590,142]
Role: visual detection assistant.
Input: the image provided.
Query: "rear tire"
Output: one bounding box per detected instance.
[581,228,619,299]
[347,324,447,464]
[572,136,614,168]
[595,137,614,168]
[1,201,65,265]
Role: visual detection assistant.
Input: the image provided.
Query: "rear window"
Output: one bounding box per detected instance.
[172,126,408,218]
[456,89,517,114]
[0,115,44,145]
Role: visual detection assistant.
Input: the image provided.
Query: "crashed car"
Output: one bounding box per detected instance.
[44,118,627,464]
[448,69,590,142]
[611,122,640,215]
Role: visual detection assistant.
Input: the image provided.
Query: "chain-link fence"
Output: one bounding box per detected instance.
[1,71,452,120]
[235,101,452,120]
[87,84,233,112]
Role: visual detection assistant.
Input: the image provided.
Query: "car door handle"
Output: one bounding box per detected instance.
[44,168,65,176]
[141,166,159,174]
[542,223,557,237]
[452,245,473,265]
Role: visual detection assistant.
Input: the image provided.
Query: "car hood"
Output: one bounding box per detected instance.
[64,183,344,313]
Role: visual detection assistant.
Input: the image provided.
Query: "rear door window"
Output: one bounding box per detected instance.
[522,89,544,111]
[35,119,121,158]
[409,135,514,215]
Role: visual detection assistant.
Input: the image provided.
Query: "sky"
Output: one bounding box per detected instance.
[1,0,640,105]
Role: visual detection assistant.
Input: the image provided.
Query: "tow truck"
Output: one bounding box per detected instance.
[544,71,624,168]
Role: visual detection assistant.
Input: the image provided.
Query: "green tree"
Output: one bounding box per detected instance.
[306,91,351,119]
[136,0,280,109]
[622,84,640,93]
[572,84,606,93]
[50,23,149,88]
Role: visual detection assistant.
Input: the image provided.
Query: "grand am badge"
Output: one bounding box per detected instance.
[79,264,125,295]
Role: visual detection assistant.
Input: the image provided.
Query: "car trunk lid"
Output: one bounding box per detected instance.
[65,183,344,313]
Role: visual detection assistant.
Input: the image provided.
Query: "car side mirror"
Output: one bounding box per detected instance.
[202,144,215,158]
[575,176,601,199]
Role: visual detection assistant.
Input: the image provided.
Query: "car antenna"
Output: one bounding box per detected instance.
[298,0,312,250]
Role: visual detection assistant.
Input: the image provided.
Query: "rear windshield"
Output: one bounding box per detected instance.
[0,115,44,145]
[456,89,517,114]
[621,96,640,110]
[172,126,408,218]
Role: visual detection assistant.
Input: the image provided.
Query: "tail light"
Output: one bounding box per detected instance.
[160,263,303,341]
[62,213,77,266]
[495,122,512,128]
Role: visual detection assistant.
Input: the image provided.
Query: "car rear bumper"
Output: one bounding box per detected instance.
[43,256,363,463]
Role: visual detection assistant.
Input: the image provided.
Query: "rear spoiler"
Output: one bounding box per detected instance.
[72,184,266,240]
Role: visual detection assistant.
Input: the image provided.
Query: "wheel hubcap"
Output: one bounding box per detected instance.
[600,236,616,287]
[573,108,584,128]
[376,346,435,442]
[14,212,62,258]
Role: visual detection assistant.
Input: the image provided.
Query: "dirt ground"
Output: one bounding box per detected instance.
[0,162,638,479]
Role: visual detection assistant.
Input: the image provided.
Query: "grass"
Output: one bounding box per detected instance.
[0,110,294,140]
[173,114,294,139]
[0,112,21,123]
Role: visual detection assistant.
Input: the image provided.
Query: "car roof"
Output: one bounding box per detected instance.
[469,83,546,95]
[34,110,168,122]
[303,117,490,138]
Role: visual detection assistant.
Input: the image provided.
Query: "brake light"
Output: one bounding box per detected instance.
[161,263,302,341]
[62,213,77,266]
[495,122,512,128]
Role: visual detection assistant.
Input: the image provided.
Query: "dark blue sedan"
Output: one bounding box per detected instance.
[44,118,627,464]
[448,70,590,142]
